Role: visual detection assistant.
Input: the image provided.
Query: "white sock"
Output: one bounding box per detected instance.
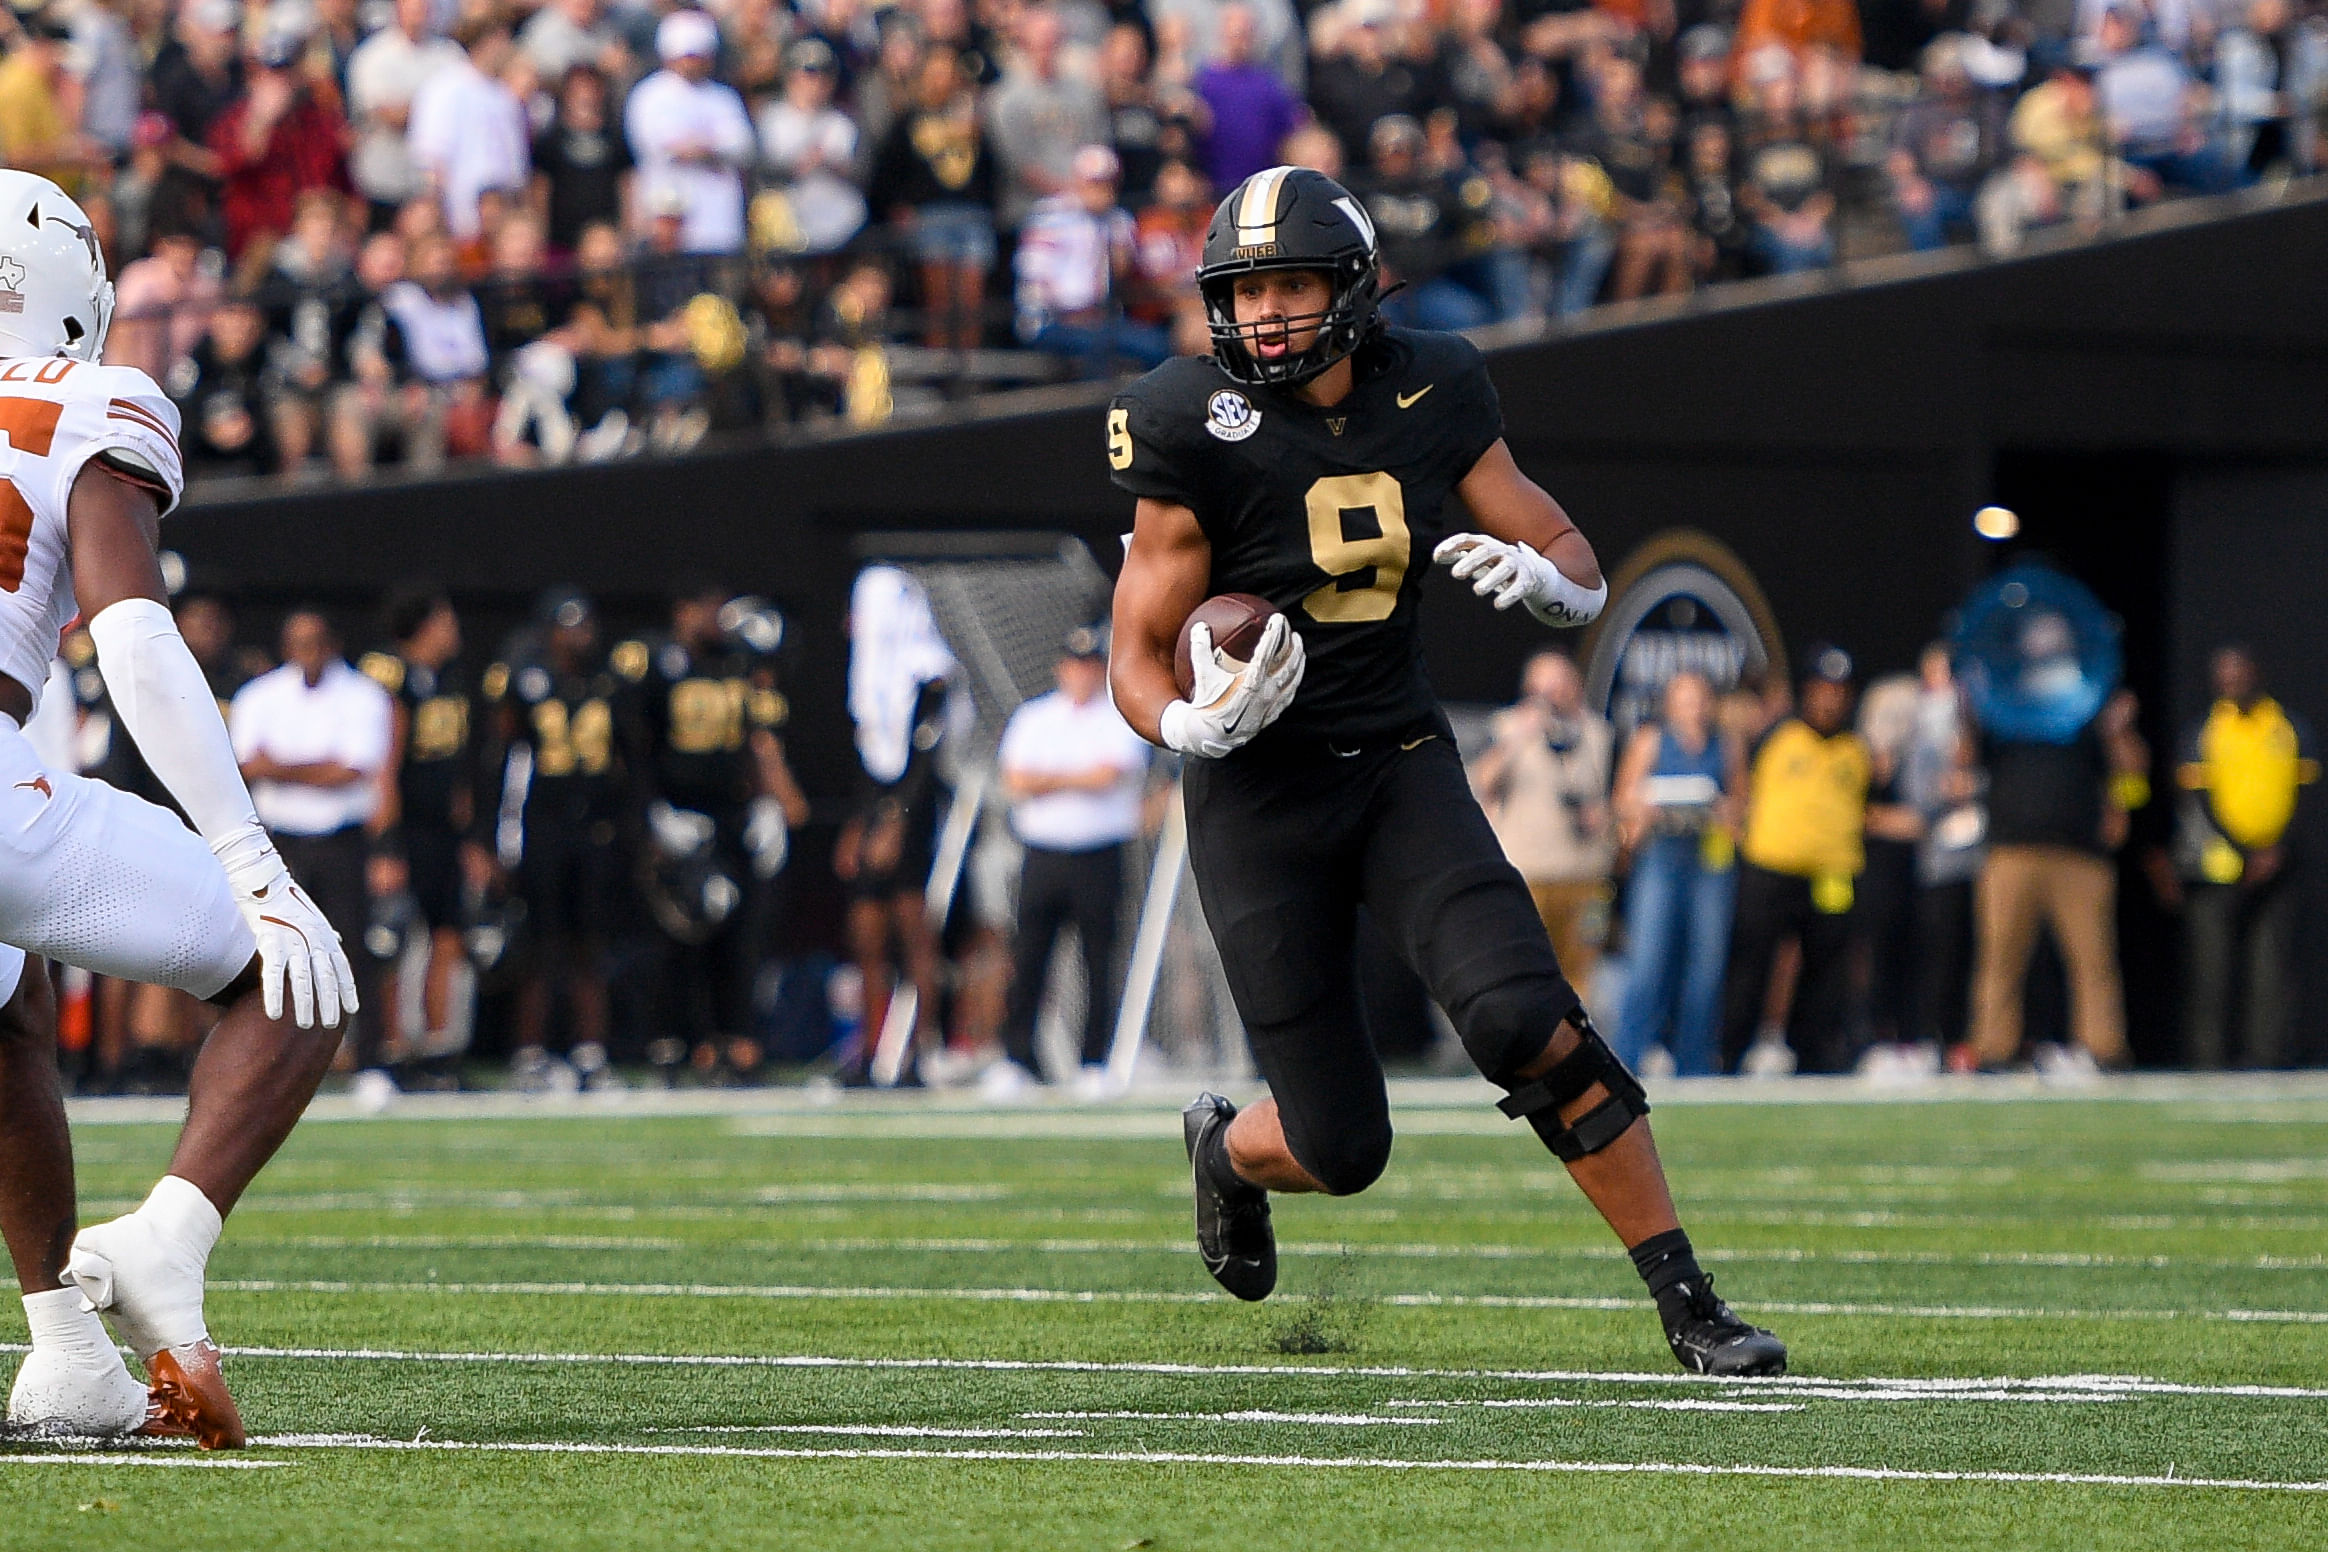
[139,1175,224,1264]
[22,1286,113,1356]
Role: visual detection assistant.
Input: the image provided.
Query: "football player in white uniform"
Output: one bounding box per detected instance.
[0,171,359,1448]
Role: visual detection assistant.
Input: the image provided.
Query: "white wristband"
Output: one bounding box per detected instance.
[1158,699,1205,757]
[1527,568,1608,629]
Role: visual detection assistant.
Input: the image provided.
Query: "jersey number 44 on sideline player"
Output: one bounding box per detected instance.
[1107,165,1786,1376]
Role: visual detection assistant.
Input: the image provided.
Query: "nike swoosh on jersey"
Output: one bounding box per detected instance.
[1396,385,1434,409]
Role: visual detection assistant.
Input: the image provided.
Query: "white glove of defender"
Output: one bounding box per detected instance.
[210,822,360,1029]
[744,794,791,878]
[1159,615,1306,760]
[1433,533,1608,628]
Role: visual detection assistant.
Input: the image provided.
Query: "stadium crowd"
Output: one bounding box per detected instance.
[0,0,2308,475]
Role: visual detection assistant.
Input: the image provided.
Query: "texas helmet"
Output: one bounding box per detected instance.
[1196,165,1381,388]
[0,170,114,362]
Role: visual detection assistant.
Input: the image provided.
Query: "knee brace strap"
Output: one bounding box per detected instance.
[1496,1017,1650,1162]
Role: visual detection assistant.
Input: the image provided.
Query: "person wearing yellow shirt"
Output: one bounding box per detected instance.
[0,13,103,196]
[1720,645,1871,1074]
[2171,646,2317,1069]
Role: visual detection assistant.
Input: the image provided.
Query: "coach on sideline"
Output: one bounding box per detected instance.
[230,610,395,1071]
[995,624,1152,1093]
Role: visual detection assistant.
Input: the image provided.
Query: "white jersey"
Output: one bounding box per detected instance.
[0,356,183,707]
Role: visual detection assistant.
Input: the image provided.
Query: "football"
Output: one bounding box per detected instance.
[1174,592,1279,700]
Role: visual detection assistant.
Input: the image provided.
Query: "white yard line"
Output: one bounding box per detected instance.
[196,1276,2328,1325]
[1381,1399,1803,1413]
[641,1425,1087,1439]
[234,1433,2328,1492]
[18,1342,2323,1402]
[0,1452,282,1468]
[1018,1411,1443,1426]
[223,1232,2328,1276]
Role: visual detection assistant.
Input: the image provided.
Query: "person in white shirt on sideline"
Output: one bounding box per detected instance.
[624,9,756,255]
[345,0,466,221]
[228,611,394,1069]
[995,624,1151,1092]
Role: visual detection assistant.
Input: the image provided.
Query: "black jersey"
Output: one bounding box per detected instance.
[611,635,788,815]
[360,651,480,837]
[483,654,627,824]
[1108,327,1504,742]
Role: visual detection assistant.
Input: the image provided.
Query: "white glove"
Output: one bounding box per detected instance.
[744,794,790,878]
[1158,615,1305,759]
[209,823,360,1029]
[648,800,716,860]
[1433,533,1608,628]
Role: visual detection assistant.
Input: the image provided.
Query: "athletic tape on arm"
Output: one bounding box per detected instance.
[86,596,262,841]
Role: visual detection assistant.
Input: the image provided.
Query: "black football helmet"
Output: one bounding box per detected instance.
[1197,165,1381,387]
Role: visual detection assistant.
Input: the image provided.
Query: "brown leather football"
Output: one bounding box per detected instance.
[1174,593,1279,700]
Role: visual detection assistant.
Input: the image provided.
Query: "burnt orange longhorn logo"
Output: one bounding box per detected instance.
[14,776,50,799]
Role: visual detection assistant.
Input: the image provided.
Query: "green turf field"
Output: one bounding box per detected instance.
[6,1079,2328,1549]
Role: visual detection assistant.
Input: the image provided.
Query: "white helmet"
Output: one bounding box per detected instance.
[0,171,113,363]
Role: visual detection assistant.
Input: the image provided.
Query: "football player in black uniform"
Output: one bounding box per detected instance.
[483,588,629,1088]
[614,582,807,1081]
[1108,166,1786,1375]
[360,586,488,1073]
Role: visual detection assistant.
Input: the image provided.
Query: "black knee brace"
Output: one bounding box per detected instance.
[1495,1016,1649,1162]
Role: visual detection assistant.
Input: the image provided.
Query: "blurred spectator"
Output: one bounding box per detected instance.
[1471,650,1614,986]
[1101,21,1184,206]
[1903,643,1985,1051]
[869,47,998,349]
[995,624,1150,1091]
[1310,0,1442,159]
[109,226,222,387]
[2092,2,2239,195]
[231,609,395,1068]
[1131,158,1213,351]
[1193,2,1305,191]
[524,0,629,83]
[0,8,104,193]
[178,297,278,476]
[1852,674,1929,1057]
[265,224,397,475]
[987,5,1110,231]
[1741,104,1836,275]
[1967,680,2145,1075]
[630,191,731,446]
[152,0,244,154]
[70,0,142,162]
[1612,669,1742,1077]
[756,38,868,255]
[408,12,531,243]
[2171,646,2316,1069]
[1683,118,1752,285]
[838,565,959,1081]
[626,9,756,255]
[1889,35,2005,252]
[208,25,353,261]
[1015,145,1169,375]
[347,0,464,224]
[1567,55,1691,301]
[1723,645,1870,1075]
[1355,114,1502,330]
[853,15,930,157]
[334,233,489,476]
[534,64,635,256]
[1734,0,1861,119]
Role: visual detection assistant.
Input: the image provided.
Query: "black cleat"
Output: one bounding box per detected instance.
[1182,1094,1276,1301]
[1663,1277,1788,1376]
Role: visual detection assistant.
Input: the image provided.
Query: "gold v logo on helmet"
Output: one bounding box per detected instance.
[1235,166,1292,249]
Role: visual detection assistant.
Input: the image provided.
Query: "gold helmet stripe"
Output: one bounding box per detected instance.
[1234,165,1295,247]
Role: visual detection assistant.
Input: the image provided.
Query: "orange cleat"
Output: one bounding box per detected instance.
[137,1342,245,1450]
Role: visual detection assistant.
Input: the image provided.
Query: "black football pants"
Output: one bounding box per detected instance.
[1184,728,1581,1196]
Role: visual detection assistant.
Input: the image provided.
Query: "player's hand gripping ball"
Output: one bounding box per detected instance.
[1161,595,1305,759]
